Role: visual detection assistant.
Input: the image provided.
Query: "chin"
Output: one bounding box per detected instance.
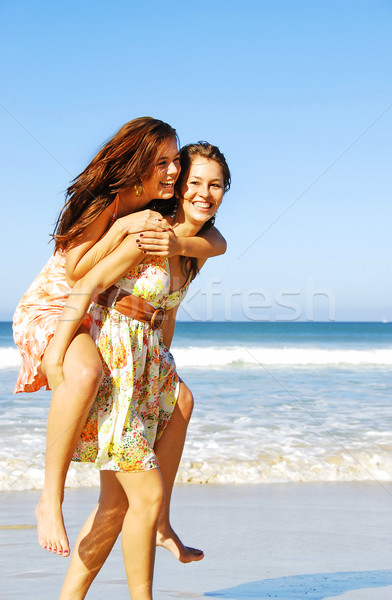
[194,212,213,223]
[192,216,211,228]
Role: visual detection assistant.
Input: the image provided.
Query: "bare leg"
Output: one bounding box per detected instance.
[59,472,128,599]
[154,381,204,563]
[117,469,164,600]
[59,469,164,600]
[36,326,103,557]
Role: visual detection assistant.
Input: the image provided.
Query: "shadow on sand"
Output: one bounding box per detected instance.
[204,570,392,599]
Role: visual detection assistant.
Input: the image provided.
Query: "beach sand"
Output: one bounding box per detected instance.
[1,482,391,599]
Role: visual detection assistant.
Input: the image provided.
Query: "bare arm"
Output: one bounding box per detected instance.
[137,226,227,259]
[45,235,144,388]
[176,226,226,258]
[65,208,170,286]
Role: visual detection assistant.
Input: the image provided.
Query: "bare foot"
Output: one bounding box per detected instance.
[35,495,70,557]
[156,526,204,563]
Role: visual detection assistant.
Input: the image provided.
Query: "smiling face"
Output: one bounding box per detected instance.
[142,136,181,200]
[178,157,224,227]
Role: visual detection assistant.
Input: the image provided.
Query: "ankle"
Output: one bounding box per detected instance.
[157,521,173,537]
[38,490,64,507]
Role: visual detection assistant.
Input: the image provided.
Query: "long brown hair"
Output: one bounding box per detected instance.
[177,142,231,283]
[53,117,178,250]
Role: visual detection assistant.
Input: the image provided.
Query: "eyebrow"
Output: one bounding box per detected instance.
[190,175,223,182]
[157,153,180,160]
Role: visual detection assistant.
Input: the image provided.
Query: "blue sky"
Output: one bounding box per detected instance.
[1,0,391,321]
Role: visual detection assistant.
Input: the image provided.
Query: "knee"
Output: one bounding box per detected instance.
[146,481,165,516]
[106,497,129,524]
[135,480,164,522]
[97,494,128,532]
[73,361,103,398]
[177,383,194,422]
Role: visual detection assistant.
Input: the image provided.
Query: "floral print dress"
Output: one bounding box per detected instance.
[13,251,73,392]
[13,201,118,393]
[72,256,190,472]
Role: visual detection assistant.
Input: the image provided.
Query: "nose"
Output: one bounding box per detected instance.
[167,160,180,178]
[198,184,211,199]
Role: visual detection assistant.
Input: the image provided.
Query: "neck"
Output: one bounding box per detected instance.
[172,205,204,237]
[117,190,151,217]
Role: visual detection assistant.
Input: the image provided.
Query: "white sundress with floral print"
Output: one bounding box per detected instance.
[73,256,190,472]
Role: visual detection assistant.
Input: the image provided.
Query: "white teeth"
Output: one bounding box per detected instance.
[194,201,211,208]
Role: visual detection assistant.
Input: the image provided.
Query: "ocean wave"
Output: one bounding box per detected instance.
[2,344,392,371]
[0,347,21,369]
[175,452,392,484]
[172,345,392,368]
[0,460,99,492]
[1,450,390,491]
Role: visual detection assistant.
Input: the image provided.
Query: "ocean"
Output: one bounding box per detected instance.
[0,321,391,492]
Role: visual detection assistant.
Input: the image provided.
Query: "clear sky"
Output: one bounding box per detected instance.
[1,0,391,321]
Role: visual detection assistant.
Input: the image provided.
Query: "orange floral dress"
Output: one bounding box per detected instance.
[13,202,119,393]
[13,250,72,392]
[72,256,191,472]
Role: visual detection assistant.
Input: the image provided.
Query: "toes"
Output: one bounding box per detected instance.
[186,546,204,556]
[184,546,204,562]
[52,542,60,554]
[40,538,50,551]
[39,536,70,557]
[46,538,57,554]
[57,541,70,558]
[59,536,70,557]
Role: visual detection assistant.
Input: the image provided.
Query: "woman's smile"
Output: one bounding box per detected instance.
[179,157,224,225]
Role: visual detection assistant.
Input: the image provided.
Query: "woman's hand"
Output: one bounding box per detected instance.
[136,229,180,257]
[46,363,65,390]
[43,351,65,390]
[115,210,171,236]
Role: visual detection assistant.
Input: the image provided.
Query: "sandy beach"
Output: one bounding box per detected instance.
[1,482,391,599]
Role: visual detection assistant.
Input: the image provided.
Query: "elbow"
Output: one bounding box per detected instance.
[216,236,227,256]
[66,274,77,288]
[207,227,227,256]
[66,265,89,288]
[65,263,80,288]
[71,277,101,304]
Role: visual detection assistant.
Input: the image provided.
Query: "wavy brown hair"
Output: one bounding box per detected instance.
[177,142,231,283]
[53,117,178,250]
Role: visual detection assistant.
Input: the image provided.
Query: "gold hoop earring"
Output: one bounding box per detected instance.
[134,183,143,197]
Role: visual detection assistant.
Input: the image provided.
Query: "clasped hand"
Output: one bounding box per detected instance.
[114,209,179,256]
[136,228,179,257]
[115,209,171,236]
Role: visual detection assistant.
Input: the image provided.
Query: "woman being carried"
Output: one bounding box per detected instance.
[13,118,226,559]
[51,141,231,599]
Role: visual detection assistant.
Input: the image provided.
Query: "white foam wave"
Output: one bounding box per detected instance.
[172,345,392,368]
[1,449,390,490]
[3,344,392,371]
[0,460,99,492]
[0,347,21,369]
[175,452,392,484]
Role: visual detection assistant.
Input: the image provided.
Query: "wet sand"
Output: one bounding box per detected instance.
[1,482,392,599]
